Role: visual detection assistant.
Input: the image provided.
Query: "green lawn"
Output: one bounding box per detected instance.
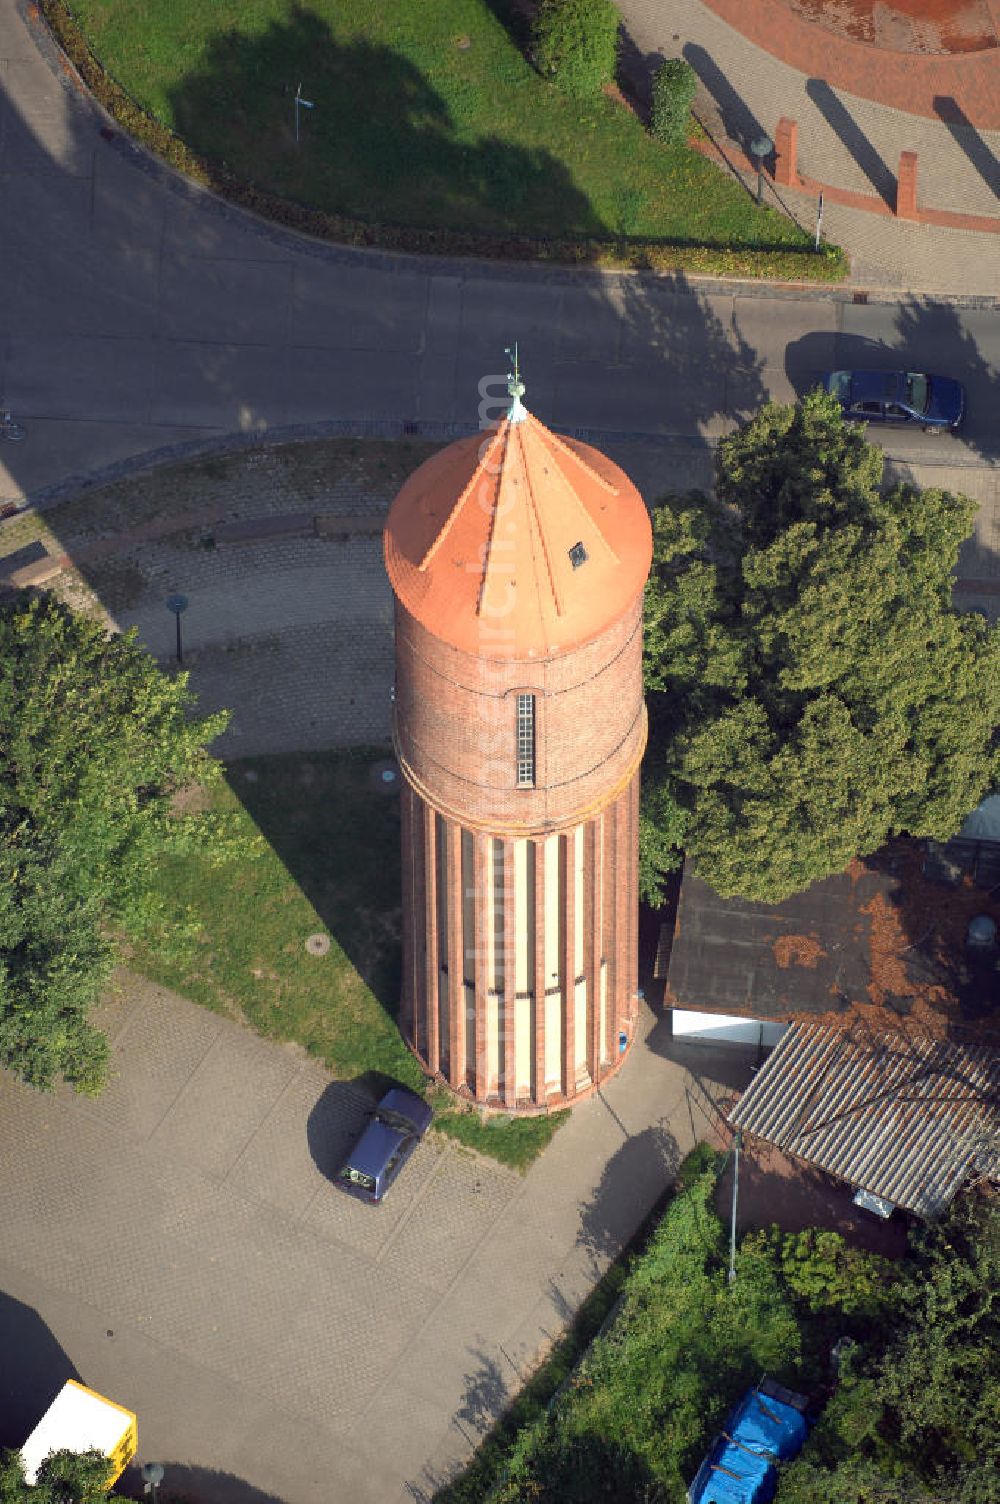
[63,0,826,259]
[132,747,566,1169]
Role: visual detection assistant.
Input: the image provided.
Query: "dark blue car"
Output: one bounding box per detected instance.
[824,369,965,431]
[337,1086,433,1204]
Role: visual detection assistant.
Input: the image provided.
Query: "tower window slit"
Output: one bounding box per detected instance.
[516,693,535,788]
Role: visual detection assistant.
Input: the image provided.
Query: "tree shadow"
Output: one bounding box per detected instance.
[492,1428,668,1503]
[118,1463,286,1502]
[612,269,769,440]
[933,95,1000,198]
[784,297,1000,463]
[683,42,766,154]
[0,1290,80,1452]
[576,1122,681,1270]
[805,78,896,208]
[166,7,607,241]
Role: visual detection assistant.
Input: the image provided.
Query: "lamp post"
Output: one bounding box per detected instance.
[750,134,773,205]
[294,82,315,144]
[166,593,189,665]
[141,1462,164,1502]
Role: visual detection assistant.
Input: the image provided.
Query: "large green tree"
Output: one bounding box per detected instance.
[642,391,1000,903]
[0,594,231,1092]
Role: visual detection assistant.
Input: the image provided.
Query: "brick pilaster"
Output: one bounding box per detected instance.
[774,117,798,187]
[602,802,616,1069]
[423,804,440,1076]
[896,151,919,219]
[446,820,465,1091]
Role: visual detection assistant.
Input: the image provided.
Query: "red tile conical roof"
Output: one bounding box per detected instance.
[384,408,652,659]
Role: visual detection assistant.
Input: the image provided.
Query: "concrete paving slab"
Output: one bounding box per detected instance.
[422,274,463,355]
[90,143,168,248]
[379,1149,522,1294]
[62,987,221,1143]
[0,56,93,174]
[6,235,158,339]
[151,340,290,430]
[158,256,294,346]
[282,342,422,423]
[555,281,628,363]
[302,1134,445,1260]
[10,331,153,422]
[289,261,429,353]
[223,1064,346,1218]
[151,1029,300,1180]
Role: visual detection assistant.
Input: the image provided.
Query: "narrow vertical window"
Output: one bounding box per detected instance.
[516,693,535,788]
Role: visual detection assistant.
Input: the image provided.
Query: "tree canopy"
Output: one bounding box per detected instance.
[0,1447,113,1504]
[641,391,1000,903]
[0,594,231,1092]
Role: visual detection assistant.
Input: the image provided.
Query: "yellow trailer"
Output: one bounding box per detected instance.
[20,1380,137,1488]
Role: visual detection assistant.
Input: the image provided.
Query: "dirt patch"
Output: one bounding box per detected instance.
[780,0,997,52]
[773,934,826,968]
[717,1137,910,1257]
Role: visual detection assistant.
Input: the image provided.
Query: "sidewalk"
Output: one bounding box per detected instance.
[617,0,1000,295]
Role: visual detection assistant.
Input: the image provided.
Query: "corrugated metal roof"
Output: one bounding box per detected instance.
[729,1023,999,1218]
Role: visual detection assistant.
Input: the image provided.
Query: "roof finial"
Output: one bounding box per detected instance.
[505,343,527,424]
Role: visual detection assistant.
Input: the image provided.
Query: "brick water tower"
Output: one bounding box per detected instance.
[384,366,652,1109]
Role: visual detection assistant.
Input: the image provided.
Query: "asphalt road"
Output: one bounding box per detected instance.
[0,0,998,511]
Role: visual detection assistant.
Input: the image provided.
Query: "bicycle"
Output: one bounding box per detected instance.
[0,407,26,442]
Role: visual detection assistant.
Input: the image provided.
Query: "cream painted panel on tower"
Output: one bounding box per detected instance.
[543,833,560,989]
[461,829,475,986]
[574,825,584,979]
[599,959,608,1066]
[515,839,530,997]
[491,839,505,995]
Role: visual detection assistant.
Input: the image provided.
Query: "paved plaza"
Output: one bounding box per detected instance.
[0,973,744,1503]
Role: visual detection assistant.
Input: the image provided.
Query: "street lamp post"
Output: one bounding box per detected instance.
[166,593,189,665]
[141,1462,164,1502]
[750,134,774,206]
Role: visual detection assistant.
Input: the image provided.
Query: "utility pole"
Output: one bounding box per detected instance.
[728,1129,742,1284]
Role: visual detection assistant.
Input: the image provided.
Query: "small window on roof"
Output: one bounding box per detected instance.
[568,541,588,569]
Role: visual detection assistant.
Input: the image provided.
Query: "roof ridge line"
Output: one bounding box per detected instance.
[534,419,621,498]
[475,421,518,619]
[520,423,566,620]
[419,424,503,571]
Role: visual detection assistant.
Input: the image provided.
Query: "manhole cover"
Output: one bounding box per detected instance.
[370,759,401,794]
[305,933,331,956]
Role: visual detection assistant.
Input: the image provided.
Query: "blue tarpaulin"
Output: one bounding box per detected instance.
[688,1388,811,1504]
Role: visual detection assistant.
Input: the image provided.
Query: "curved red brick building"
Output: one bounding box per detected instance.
[384,377,653,1109]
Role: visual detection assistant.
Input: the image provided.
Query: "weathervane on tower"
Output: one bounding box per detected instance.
[505,343,527,423]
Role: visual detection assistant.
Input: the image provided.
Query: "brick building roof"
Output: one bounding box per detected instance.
[384,405,652,659]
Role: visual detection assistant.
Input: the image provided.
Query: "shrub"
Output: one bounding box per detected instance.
[532,0,619,99]
[650,57,697,145]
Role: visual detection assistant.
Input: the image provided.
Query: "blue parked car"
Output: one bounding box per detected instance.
[336,1086,433,1204]
[824,369,965,431]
